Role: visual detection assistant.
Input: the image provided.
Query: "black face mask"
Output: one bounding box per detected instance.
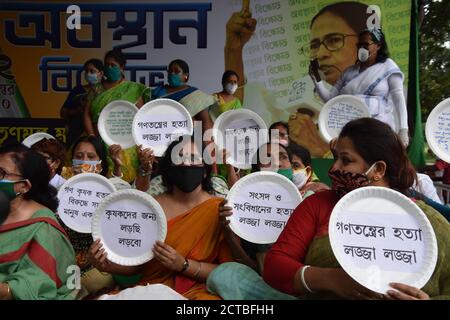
[168,166,204,193]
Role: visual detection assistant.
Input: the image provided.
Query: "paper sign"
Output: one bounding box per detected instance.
[227,172,302,244]
[93,189,167,266]
[319,95,369,142]
[329,187,438,293]
[214,109,268,169]
[98,100,137,148]
[332,211,426,273]
[132,99,193,156]
[433,111,450,153]
[101,200,159,258]
[57,173,116,233]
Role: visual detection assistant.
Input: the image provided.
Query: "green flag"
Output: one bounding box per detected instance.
[407,0,425,167]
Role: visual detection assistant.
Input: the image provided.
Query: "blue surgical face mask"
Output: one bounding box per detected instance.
[85,72,99,85]
[168,73,184,87]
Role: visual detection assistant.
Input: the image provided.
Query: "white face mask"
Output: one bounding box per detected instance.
[358,48,370,62]
[225,83,238,95]
[292,168,310,189]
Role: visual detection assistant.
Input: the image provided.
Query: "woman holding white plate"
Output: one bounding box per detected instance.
[87,136,238,300]
[263,118,450,300]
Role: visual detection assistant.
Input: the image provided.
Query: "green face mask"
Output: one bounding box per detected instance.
[277,168,293,181]
[0,179,22,200]
[104,65,122,81]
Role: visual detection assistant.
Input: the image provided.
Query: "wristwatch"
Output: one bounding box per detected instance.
[180,258,189,273]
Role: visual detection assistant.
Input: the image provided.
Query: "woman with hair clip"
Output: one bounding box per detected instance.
[310,28,410,147]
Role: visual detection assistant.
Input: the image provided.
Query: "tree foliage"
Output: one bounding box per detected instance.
[419,0,450,118]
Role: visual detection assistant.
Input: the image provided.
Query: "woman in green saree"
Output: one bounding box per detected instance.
[0,144,76,300]
[84,49,151,183]
[209,70,242,121]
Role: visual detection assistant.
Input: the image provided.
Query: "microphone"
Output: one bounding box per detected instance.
[0,191,10,225]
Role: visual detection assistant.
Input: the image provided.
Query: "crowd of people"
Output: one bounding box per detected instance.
[1,3,449,301]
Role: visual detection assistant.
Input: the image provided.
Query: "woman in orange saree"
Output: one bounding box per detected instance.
[88,135,233,300]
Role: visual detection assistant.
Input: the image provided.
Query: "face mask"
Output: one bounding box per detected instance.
[358,48,370,62]
[328,162,377,198]
[104,66,122,82]
[85,72,99,85]
[72,159,102,174]
[168,166,204,193]
[225,83,238,95]
[277,168,294,181]
[168,73,184,87]
[292,168,310,189]
[0,179,25,200]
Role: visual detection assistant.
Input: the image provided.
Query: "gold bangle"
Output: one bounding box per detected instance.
[193,262,202,280]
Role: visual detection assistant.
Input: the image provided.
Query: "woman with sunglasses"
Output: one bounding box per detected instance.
[310,28,409,147]
[0,144,76,300]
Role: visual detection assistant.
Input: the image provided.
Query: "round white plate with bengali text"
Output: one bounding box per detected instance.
[92,189,167,266]
[329,186,438,294]
[132,98,193,157]
[22,132,55,148]
[98,100,138,149]
[318,95,370,143]
[213,109,268,169]
[226,171,302,244]
[57,173,116,233]
[425,98,450,163]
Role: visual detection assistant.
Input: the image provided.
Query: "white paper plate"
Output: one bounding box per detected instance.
[97,100,138,149]
[226,171,302,244]
[22,132,55,148]
[425,98,450,163]
[213,109,268,169]
[318,95,370,143]
[329,186,438,294]
[132,98,193,157]
[98,284,187,300]
[92,189,167,266]
[57,173,116,233]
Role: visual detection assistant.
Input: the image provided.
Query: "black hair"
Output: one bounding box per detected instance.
[269,121,289,139]
[252,142,293,172]
[360,29,390,63]
[221,70,239,88]
[0,144,59,212]
[311,2,370,35]
[168,59,190,81]
[71,136,108,177]
[104,49,126,67]
[158,135,213,193]
[84,59,104,72]
[288,142,312,167]
[339,118,416,194]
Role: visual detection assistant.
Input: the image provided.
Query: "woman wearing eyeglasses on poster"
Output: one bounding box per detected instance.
[309,28,409,147]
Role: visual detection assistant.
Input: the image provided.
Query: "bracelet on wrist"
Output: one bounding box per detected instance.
[180,258,189,273]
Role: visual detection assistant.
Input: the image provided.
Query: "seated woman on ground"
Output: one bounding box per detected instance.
[87,135,248,300]
[0,144,76,300]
